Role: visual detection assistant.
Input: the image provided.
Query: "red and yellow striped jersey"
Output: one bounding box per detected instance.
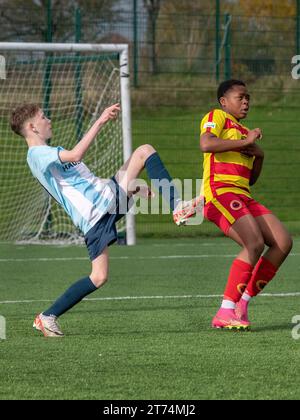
[200,109,254,203]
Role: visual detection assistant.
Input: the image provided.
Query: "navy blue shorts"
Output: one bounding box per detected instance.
[84,177,130,261]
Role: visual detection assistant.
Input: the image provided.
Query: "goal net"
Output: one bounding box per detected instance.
[0,43,135,245]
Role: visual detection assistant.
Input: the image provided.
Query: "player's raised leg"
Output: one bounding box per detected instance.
[114,144,201,224]
[212,214,265,330]
[236,214,293,322]
[34,249,109,337]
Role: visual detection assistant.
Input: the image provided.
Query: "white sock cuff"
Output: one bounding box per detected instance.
[221,299,236,310]
[242,292,252,302]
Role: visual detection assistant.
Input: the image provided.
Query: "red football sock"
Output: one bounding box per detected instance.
[246,256,277,297]
[224,259,254,303]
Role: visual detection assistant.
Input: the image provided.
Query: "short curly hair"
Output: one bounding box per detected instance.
[10,104,40,137]
[217,80,246,104]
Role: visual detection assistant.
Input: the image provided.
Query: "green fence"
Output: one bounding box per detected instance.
[1,1,300,238]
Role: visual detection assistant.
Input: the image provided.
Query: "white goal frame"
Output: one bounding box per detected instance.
[0,42,136,246]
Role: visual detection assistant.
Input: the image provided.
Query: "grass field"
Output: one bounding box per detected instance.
[0,237,300,400]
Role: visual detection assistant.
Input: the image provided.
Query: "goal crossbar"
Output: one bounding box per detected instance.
[0,42,129,53]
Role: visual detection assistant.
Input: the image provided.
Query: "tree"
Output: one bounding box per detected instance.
[154,0,215,74]
[0,0,121,43]
[224,0,297,78]
[229,0,295,17]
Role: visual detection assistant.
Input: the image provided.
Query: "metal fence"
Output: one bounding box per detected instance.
[1,0,300,237]
[1,2,299,85]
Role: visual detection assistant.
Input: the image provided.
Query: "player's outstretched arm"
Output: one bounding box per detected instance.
[59,104,121,163]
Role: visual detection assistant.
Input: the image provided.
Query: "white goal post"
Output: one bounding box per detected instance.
[0,42,136,245]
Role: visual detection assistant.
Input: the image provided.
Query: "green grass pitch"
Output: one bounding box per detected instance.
[0,237,299,400]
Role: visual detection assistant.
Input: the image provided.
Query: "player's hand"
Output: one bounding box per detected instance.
[241,143,264,158]
[245,128,262,146]
[99,103,121,125]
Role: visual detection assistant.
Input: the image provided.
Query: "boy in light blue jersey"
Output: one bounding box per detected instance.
[10,103,200,337]
[27,144,120,236]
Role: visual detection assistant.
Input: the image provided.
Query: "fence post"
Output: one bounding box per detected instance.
[43,0,53,235]
[297,0,300,55]
[215,0,220,83]
[133,0,139,87]
[46,0,52,43]
[224,13,232,80]
[75,7,84,142]
[44,0,52,115]
[75,7,81,43]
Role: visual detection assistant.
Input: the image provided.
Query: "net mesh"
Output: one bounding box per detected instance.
[0,49,125,243]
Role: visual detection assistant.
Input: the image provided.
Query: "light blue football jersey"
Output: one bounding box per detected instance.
[27,145,116,235]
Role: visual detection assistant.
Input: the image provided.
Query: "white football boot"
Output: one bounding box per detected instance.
[33,313,64,337]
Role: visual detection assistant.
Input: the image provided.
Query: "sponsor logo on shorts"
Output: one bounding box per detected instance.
[237,283,247,295]
[230,200,242,211]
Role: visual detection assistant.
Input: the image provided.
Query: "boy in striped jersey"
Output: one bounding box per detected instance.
[10,103,199,337]
[200,80,292,330]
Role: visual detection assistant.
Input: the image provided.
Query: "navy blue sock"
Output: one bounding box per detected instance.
[43,277,97,318]
[145,152,180,211]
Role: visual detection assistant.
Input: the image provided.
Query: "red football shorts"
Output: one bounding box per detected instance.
[204,192,272,235]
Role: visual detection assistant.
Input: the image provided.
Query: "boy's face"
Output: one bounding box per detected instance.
[27,109,52,140]
[219,85,250,120]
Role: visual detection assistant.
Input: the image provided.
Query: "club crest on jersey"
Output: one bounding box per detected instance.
[62,161,81,172]
[230,200,243,211]
[204,122,216,129]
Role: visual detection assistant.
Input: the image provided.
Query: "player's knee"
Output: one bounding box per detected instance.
[287,235,293,254]
[255,240,265,255]
[90,272,108,288]
[136,144,156,161]
[248,238,265,257]
[281,234,293,256]
[271,233,293,256]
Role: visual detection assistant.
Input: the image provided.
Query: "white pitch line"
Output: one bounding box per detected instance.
[0,292,300,305]
[152,243,230,247]
[0,253,300,262]
[0,257,89,262]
